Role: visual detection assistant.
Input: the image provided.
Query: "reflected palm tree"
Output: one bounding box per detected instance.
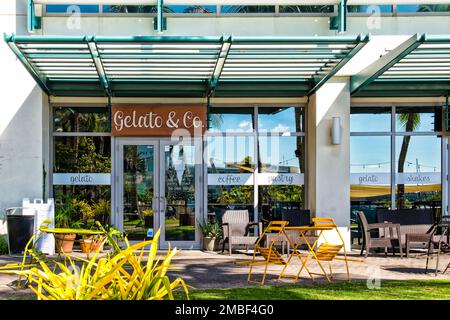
[397,112,421,208]
[418,5,450,12]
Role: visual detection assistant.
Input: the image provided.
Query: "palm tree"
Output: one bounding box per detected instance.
[418,5,450,12]
[397,112,421,208]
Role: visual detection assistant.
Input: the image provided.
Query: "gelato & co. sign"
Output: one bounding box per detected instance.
[112,105,206,136]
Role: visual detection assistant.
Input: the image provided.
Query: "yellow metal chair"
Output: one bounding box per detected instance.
[300,217,350,282]
[247,220,310,285]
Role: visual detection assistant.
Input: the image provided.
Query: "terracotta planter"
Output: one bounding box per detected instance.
[203,237,216,252]
[80,239,94,254]
[83,235,106,253]
[55,233,76,253]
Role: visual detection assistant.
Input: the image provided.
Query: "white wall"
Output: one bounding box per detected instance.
[0,0,46,234]
[307,77,351,249]
[41,15,450,37]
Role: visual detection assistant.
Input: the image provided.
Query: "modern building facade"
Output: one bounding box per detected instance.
[1,0,449,249]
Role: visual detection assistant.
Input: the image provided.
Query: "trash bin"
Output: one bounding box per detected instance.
[6,207,35,255]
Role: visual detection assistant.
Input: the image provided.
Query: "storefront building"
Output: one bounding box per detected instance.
[1,1,449,249]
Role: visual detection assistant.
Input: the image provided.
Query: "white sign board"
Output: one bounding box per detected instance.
[23,198,55,255]
[350,173,391,185]
[257,173,304,185]
[208,174,253,186]
[397,172,441,185]
[53,173,111,185]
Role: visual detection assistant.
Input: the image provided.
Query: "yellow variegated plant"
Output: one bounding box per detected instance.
[0,229,189,300]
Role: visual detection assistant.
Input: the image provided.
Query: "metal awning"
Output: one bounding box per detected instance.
[352,34,450,97]
[4,33,368,98]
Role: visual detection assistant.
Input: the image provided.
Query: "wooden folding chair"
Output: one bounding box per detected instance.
[247,220,300,285]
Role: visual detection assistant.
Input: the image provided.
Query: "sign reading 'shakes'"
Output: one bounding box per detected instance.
[112,105,206,136]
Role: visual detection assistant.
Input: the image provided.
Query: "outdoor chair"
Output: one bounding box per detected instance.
[248,220,291,285]
[221,210,262,256]
[357,211,403,258]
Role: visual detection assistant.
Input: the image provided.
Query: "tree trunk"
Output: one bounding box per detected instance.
[397,115,416,208]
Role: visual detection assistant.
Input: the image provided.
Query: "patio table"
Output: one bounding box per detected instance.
[277,221,353,283]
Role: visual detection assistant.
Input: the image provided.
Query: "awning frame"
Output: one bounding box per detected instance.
[352,34,450,97]
[4,33,369,98]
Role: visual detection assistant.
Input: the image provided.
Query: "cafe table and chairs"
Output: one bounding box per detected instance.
[277,218,357,283]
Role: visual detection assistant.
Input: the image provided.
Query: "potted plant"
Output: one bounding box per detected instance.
[54,196,83,253]
[198,219,222,252]
[142,209,154,229]
[80,200,111,253]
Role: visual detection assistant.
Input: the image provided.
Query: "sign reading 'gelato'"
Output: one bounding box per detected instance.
[112,105,206,136]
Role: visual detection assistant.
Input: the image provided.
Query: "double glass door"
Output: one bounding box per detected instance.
[116,138,201,249]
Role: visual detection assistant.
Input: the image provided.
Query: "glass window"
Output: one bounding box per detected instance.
[396,106,438,132]
[54,136,111,173]
[103,5,156,13]
[258,107,304,133]
[259,185,303,221]
[165,5,216,13]
[350,107,391,132]
[53,186,111,226]
[395,136,441,209]
[347,5,393,13]
[208,107,254,132]
[53,107,110,133]
[259,136,304,173]
[207,185,254,222]
[46,5,99,13]
[207,136,254,173]
[220,6,275,13]
[397,4,450,12]
[279,5,334,13]
[351,136,391,224]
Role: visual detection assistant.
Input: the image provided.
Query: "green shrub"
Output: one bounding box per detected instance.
[0,235,8,255]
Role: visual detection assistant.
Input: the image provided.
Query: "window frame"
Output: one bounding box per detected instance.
[350,103,445,211]
[205,104,307,223]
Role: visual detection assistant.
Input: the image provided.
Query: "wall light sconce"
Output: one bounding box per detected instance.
[331,116,341,145]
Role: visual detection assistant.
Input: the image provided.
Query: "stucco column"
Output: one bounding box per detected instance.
[306,77,351,249]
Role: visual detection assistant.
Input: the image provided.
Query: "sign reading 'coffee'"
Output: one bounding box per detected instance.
[112,105,206,136]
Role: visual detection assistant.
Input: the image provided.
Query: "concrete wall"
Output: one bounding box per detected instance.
[0,0,46,234]
[307,77,351,248]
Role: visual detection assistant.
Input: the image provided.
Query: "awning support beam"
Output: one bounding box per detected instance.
[153,0,167,33]
[27,0,42,33]
[329,0,347,33]
[351,34,425,95]
[307,33,369,96]
[4,33,51,94]
[206,35,232,97]
[86,36,111,97]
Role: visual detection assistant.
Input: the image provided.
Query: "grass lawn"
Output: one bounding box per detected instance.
[176,280,450,300]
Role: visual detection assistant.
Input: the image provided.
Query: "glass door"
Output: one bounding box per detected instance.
[159,139,201,249]
[117,139,159,241]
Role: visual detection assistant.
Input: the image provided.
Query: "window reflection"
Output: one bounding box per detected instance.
[207,136,254,173]
[259,136,304,173]
[279,5,334,13]
[395,136,441,209]
[208,107,254,132]
[258,107,304,133]
[54,107,110,133]
[221,6,275,13]
[396,106,439,132]
[54,136,111,173]
[350,107,391,132]
[351,136,391,224]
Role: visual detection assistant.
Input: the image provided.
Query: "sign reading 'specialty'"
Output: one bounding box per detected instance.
[112,105,207,136]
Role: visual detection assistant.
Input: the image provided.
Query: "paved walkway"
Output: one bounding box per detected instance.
[1,248,449,299]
